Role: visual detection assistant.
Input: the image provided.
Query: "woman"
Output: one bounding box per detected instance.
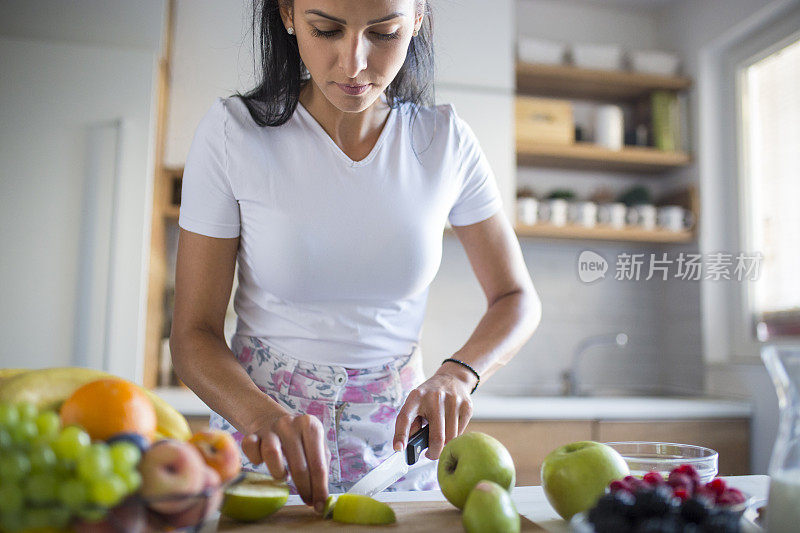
[170,0,541,515]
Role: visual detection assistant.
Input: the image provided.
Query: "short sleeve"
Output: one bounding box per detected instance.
[447,106,503,227]
[178,98,240,238]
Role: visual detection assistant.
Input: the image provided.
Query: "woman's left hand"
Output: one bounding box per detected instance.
[392,363,477,460]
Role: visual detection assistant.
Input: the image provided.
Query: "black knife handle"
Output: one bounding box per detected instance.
[406,425,429,465]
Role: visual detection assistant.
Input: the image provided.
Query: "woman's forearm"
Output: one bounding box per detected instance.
[440,288,542,385]
[169,328,286,435]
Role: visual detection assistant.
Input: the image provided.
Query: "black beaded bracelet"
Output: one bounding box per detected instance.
[441,358,480,394]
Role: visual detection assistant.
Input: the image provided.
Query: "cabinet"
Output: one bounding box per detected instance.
[466,418,750,485]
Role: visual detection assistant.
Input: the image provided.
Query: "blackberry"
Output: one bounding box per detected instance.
[631,487,674,519]
[680,496,712,524]
[590,490,636,522]
[591,514,633,533]
[702,509,741,533]
[632,516,681,533]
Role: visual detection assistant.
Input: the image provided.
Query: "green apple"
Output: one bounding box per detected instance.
[220,472,289,522]
[437,432,515,509]
[331,494,395,525]
[540,441,629,520]
[463,480,521,533]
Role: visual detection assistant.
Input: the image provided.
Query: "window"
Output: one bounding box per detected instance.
[741,37,800,339]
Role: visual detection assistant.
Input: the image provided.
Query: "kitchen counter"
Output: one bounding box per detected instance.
[202,475,767,532]
[155,388,753,420]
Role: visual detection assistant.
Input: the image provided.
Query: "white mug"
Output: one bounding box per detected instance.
[568,201,598,227]
[597,202,627,229]
[540,198,568,226]
[626,204,657,230]
[595,104,624,151]
[517,197,539,225]
[657,205,694,232]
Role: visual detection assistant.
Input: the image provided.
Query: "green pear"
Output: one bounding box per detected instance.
[437,432,516,509]
[331,493,396,525]
[463,480,521,533]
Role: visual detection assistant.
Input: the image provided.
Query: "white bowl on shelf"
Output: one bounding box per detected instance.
[517,36,567,65]
[571,43,624,70]
[629,50,681,76]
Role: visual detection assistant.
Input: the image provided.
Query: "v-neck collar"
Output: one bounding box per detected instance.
[295,98,397,168]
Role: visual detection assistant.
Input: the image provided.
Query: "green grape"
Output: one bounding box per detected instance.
[57,477,89,511]
[24,472,59,505]
[0,402,19,427]
[52,425,91,461]
[0,511,24,533]
[117,468,142,493]
[16,401,38,421]
[48,506,73,529]
[34,410,61,439]
[89,474,127,507]
[0,426,12,449]
[29,442,57,472]
[109,441,142,474]
[0,449,31,482]
[9,418,38,446]
[0,482,24,515]
[77,443,113,481]
[23,507,52,530]
[77,506,108,523]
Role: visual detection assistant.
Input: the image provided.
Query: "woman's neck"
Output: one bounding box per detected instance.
[298,82,390,159]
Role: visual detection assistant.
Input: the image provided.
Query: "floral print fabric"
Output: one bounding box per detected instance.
[208,335,439,494]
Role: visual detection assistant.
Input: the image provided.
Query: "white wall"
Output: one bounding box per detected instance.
[0,1,164,382]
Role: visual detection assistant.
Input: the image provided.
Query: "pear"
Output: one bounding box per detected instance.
[220,472,289,522]
[331,494,396,525]
[462,480,521,533]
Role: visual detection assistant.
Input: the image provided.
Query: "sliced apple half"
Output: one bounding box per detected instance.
[331,494,396,525]
[220,472,289,522]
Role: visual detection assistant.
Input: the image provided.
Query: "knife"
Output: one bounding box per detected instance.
[346,425,430,496]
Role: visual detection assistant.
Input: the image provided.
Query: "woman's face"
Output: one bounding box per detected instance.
[284,0,422,113]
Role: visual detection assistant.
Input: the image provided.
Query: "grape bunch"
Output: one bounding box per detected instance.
[0,401,143,532]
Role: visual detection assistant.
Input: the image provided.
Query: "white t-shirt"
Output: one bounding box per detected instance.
[179,96,502,367]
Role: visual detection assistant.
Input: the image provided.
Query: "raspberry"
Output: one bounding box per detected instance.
[643,472,666,486]
[673,488,691,501]
[717,487,747,506]
[693,485,717,503]
[667,472,694,495]
[673,464,702,491]
[625,475,648,493]
[609,479,631,494]
[707,478,727,496]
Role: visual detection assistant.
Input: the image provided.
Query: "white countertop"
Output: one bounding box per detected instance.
[154,388,753,421]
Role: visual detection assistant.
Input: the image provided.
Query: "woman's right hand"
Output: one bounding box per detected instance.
[241,410,331,513]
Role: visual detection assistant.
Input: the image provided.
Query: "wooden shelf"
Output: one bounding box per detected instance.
[514,223,694,243]
[517,140,691,173]
[516,62,692,101]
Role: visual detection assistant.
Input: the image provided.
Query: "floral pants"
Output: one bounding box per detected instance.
[209,335,439,494]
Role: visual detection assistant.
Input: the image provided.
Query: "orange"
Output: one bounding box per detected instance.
[59,378,157,442]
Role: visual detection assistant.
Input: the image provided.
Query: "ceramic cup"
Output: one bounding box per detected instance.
[598,202,627,229]
[540,198,569,226]
[626,204,657,230]
[595,104,624,151]
[517,197,539,225]
[657,205,694,232]
[568,201,598,227]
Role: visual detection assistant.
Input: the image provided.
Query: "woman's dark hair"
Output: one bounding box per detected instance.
[236,0,435,129]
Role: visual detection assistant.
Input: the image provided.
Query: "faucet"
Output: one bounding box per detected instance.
[561,333,628,396]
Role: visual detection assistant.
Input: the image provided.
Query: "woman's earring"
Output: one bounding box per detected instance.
[287,27,295,35]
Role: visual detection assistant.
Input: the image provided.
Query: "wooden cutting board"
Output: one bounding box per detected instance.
[217,501,545,531]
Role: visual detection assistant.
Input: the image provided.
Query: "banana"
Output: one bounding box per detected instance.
[0,367,192,441]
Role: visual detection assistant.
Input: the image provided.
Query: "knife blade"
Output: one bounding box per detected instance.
[346,425,430,497]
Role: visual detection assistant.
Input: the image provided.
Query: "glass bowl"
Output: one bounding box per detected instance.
[604,441,719,483]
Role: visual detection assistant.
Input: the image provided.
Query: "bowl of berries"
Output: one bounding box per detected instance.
[604,441,719,484]
[571,464,751,533]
